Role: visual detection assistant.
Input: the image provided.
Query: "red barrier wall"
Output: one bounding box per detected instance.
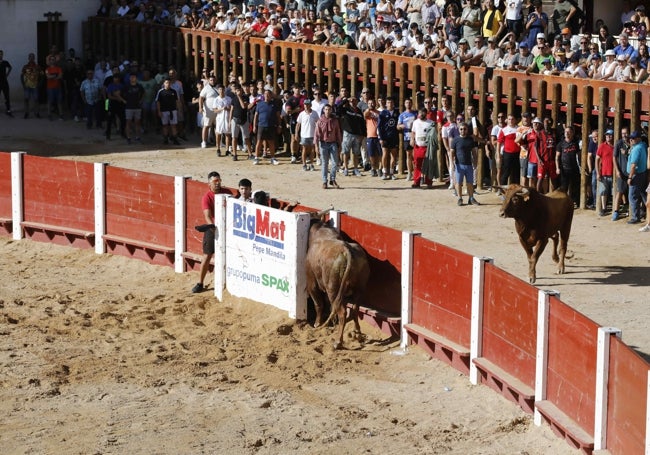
[184,178,209,270]
[104,167,175,264]
[22,156,95,247]
[482,263,538,388]
[339,214,402,316]
[606,336,648,455]
[411,236,473,348]
[0,152,11,234]
[547,295,599,434]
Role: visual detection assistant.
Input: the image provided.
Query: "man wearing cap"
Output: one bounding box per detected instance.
[595,49,619,80]
[385,26,411,55]
[240,10,269,39]
[531,32,547,57]
[358,22,379,51]
[594,129,615,216]
[626,130,647,224]
[527,116,556,193]
[513,41,534,71]
[344,0,361,39]
[612,54,632,82]
[527,43,555,74]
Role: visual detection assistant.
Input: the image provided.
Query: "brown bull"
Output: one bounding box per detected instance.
[305,220,370,349]
[499,184,574,284]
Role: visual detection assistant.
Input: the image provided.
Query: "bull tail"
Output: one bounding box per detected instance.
[320,244,354,329]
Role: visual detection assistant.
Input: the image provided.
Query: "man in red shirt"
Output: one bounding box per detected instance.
[192,172,231,294]
[45,55,64,120]
[595,129,614,217]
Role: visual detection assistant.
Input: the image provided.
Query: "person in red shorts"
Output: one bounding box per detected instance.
[410,108,435,188]
[535,116,558,193]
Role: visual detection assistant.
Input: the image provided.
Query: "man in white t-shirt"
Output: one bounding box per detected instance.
[410,107,435,188]
[295,99,320,170]
[199,74,219,149]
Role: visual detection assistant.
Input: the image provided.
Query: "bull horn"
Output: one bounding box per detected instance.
[517,187,529,195]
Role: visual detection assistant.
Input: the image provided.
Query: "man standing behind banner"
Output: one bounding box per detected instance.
[192,171,231,294]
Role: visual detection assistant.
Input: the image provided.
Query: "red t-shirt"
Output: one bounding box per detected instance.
[497,125,519,154]
[596,142,614,177]
[45,65,62,90]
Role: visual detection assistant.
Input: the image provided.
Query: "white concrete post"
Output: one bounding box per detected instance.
[328,209,347,231]
[400,231,421,350]
[469,256,493,385]
[594,327,622,451]
[534,290,558,426]
[174,176,189,273]
[93,163,107,254]
[11,152,25,240]
[213,194,229,302]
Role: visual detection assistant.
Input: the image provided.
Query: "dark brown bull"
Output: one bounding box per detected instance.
[499,184,574,284]
[305,219,370,349]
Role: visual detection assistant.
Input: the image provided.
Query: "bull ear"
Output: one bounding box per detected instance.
[517,187,530,201]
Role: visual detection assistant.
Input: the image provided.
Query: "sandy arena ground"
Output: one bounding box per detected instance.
[1,114,647,454]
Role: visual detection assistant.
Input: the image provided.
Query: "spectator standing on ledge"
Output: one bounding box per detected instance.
[191,171,231,294]
[0,50,13,116]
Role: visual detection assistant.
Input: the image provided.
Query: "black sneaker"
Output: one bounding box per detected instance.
[457,198,463,206]
[468,197,480,206]
[191,283,204,293]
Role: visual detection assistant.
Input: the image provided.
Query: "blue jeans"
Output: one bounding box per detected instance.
[628,171,647,221]
[319,141,338,183]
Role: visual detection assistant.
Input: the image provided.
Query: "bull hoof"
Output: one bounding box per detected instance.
[529,276,536,284]
[334,341,343,350]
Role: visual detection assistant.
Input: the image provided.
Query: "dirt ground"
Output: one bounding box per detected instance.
[1,115,647,453]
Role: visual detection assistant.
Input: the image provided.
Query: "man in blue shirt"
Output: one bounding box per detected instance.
[378,97,400,180]
[626,130,648,224]
[252,88,281,165]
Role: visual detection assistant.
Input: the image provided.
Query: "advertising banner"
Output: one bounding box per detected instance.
[222,197,310,319]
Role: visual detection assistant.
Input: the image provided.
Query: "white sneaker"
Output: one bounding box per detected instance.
[639,225,650,232]
[253,158,259,165]
[271,158,279,165]
[290,156,297,164]
[316,158,321,166]
[201,141,207,148]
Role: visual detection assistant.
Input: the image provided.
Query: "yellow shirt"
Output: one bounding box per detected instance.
[482,8,502,38]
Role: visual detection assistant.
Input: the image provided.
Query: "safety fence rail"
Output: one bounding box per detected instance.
[0,150,648,454]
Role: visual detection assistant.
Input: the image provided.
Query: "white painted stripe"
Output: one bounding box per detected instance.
[400,231,420,350]
[94,163,107,254]
[11,152,24,241]
[534,290,557,426]
[469,257,493,385]
[594,327,622,450]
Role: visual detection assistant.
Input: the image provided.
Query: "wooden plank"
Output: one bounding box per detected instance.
[536,400,595,450]
[103,234,174,254]
[21,221,94,239]
[473,357,534,399]
[404,323,470,357]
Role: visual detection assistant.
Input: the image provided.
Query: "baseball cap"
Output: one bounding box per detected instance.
[605,49,615,56]
[519,41,529,48]
[630,130,642,139]
[561,27,571,35]
[605,129,614,135]
[303,99,312,104]
[592,53,601,59]
[459,38,468,44]
[532,117,542,124]
[617,54,626,61]
[536,32,546,39]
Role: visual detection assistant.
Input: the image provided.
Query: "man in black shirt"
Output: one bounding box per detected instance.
[124,74,144,144]
[450,122,480,206]
[155,78,180,145]
[555,125,580,205]
[0,50,13,116]
[230,84,251,161]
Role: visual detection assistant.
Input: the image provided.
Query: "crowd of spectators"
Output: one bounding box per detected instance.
[97,0,650,82]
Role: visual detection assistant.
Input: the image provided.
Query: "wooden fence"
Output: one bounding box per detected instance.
[83,17,650,207]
